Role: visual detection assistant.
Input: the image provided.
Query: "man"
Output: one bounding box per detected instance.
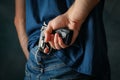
[14,0,110,80]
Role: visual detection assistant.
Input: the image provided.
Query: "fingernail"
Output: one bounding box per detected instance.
[44,48,49,54]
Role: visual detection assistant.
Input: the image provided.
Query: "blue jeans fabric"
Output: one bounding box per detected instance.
[24,46,93,80]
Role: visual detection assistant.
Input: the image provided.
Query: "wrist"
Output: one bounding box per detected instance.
[65,6,84,28]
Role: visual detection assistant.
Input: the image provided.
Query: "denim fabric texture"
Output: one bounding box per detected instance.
[24,46,93,80]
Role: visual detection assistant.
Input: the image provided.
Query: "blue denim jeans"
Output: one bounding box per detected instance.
[24,46,93,80]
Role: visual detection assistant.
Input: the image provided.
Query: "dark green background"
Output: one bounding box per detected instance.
[0,0,120,80]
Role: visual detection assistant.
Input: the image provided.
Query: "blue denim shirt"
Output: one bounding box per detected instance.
[26,0,110,79]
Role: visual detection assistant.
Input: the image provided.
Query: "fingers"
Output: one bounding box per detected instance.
[53,33,67,50]
[45,33,67,50]
[58,35,67,48]
[45,21,68,50]
[44,24,53,42]
[44,47,49,54]
[54,33,61,50]
[49,34,55,49]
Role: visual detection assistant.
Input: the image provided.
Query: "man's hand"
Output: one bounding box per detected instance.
[44,13,81,53]
[44,0,99,53]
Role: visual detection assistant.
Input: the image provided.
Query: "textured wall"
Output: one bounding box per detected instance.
[0,0,120,80]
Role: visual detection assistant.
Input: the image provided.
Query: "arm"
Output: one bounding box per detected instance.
[14,0,29,59]
[44,0,99,53]
[67,0,99,25]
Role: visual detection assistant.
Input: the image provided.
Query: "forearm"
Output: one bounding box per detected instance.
[14,19,29,59]
[14,0,29,59]
[66,0,99,26]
